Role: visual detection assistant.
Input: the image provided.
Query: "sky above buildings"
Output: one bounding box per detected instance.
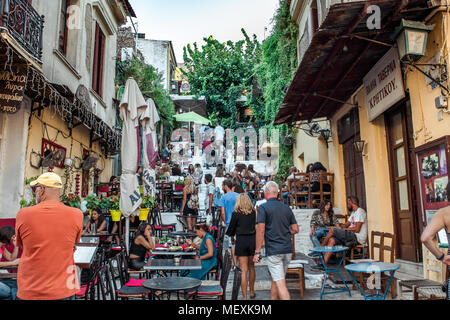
[128,0,280,64]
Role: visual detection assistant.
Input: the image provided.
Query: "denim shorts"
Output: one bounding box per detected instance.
[266,254,292,282]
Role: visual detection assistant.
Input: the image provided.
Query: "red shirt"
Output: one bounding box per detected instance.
[15,201,83,300]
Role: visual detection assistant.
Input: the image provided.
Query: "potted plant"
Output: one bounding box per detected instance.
[85,195,101,215]
[174,179,185,191]
[61,194,81,209]
[140,194,155,221]
[108,195,121,222]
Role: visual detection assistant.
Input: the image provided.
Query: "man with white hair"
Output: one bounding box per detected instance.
[254,181,299,300]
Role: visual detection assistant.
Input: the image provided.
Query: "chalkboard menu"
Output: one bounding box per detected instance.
[0,68,27,114]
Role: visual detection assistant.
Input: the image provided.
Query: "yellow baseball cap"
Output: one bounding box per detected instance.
[30,172,63,189]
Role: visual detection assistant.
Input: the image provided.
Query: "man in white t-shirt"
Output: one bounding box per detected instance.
[320,196,368,265]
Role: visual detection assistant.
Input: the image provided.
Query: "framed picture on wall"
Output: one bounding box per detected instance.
[415,136,450,231]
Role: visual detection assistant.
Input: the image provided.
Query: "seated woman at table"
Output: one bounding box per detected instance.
[129,222,155,271]
[309,200,339,248]
[82,208,107,236]
[183,223,217,280]
[180,176,199,232]
[0,226,20,300]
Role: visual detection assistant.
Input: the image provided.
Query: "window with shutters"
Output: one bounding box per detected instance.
[92,23,106,97]
[58,0,70,55]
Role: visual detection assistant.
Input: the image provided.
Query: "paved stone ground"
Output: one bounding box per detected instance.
[158,167,401,301]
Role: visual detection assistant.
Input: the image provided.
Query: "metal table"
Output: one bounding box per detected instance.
[168,231,197,238]
[0,266,17,279]
[143,258,201,272]
[142,276,202,300]
[345,262,401,300]
[152,249,197,257]
[74,245,99,269]
[310,246,351,300]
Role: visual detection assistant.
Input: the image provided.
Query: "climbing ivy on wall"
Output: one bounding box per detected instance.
[254,0,299,183]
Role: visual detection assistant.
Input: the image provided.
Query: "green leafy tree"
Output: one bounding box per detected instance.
[182,30,262,127]
[255,0,299,183]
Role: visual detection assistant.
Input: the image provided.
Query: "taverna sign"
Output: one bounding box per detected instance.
[364,48,405,122]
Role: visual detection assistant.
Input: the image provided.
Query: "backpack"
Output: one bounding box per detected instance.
[213,186,222,207]
[187,191,199,210]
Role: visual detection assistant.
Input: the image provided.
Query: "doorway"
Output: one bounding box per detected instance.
[385,100,421,262]
[338,108,367,211]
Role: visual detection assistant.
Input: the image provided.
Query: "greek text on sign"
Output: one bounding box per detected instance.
[0,70,27,114]
[364,48,405,122]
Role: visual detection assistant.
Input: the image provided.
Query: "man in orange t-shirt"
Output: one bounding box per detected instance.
[15,172,83,300]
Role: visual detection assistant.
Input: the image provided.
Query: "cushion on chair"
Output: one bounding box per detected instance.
[76,285,87,297]
[290,260,309,265]
[288,263,304,269]
[117,285,151,295]
[186,285,222,295]
[125,279,147,287]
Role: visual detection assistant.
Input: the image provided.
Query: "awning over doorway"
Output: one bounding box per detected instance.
[274,0,434,125]
[170,95,207,117]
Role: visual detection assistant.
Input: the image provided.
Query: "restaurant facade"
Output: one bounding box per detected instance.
[0,0,136,221]
[276,0,449,281]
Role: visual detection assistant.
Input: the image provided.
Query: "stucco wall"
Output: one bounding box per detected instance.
[25,109,113,198]
[0,99,31,219]
[137,39,170,90]
[32,0,121,128]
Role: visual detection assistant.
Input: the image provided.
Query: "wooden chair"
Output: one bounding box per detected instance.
[399,244,448,300]
[292,175,311,209]
[345,231,381,292]
[347,231,397,298]
[310,172,334,208]
[286,235,307,299]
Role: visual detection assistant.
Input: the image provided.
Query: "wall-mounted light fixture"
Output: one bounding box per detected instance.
[320,129,331,148]
[354,139,366,155]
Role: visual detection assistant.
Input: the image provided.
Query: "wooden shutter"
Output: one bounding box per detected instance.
[92,23,105,97]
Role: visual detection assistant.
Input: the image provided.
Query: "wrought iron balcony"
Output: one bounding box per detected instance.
[0,0,44,62]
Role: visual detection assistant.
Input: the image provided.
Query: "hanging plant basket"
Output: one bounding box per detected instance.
[139,208,150,221]
[110,210,122,222]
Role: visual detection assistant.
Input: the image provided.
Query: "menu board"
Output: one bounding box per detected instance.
[415,138,450,228]
[0,67,27,114]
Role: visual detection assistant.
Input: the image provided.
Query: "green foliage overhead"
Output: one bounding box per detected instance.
[182,30,262,128]
[254,0,299,183]
[181,0,299,182]
[116,58,175,140]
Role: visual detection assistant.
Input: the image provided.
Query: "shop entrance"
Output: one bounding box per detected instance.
[385,100,421,262]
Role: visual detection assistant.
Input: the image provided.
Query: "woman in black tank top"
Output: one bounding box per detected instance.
[129,222,155,271]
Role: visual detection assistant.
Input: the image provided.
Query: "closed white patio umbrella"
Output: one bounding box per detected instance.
[119,77,147,252]
[140,97,160,197]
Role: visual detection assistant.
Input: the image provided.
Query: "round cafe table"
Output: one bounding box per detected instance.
[142,276,202,300]
[310,246,351,300]
[344,262,401,300]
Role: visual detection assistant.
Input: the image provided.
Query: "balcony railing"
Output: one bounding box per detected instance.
[0,0,44,62]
